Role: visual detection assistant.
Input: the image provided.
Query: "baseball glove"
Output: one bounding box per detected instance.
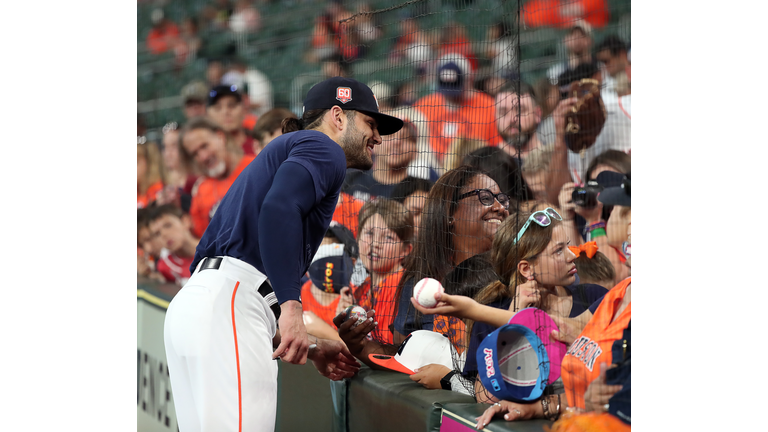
[564,79,606,153]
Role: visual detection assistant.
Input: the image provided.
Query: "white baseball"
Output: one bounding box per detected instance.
[413,278,444,308]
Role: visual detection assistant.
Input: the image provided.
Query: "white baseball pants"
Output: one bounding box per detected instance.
[164,256,278,432]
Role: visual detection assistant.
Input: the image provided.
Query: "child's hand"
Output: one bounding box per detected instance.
[335,286,355,316]
[512,278,540,311]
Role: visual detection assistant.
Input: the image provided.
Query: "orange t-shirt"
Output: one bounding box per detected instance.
[190,154,255,238]
[146,23,180,55]
[332,192,364,238]
[301,280,341,327]
[357,269,404,345]
[414,91,502,160]
[562,278,631,410]
[137,181,164,209]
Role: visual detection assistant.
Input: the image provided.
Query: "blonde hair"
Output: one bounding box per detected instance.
[521,145,554,173]
[443,138,488,172]
[137,142,163,194]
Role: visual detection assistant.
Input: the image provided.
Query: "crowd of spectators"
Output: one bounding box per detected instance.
[138,1,630,428]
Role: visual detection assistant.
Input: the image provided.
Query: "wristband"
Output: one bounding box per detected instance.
[440,371,456,390]
[587,221,606,230]
[586,228,606,241]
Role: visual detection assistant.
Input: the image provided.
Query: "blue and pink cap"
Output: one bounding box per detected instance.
[476,308,567,402]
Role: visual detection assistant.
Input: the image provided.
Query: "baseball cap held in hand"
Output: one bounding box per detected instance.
[369,330,455,374]
[477,323,550,402]
[303,77,404,135]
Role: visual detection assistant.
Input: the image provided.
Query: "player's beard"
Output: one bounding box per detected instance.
[340,119,373,170]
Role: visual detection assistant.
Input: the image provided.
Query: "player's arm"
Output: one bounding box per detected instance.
[259,161,318,365]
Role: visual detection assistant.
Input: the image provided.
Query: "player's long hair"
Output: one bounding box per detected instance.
[282,109,356,133]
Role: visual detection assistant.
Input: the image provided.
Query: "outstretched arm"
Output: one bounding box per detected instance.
[333,310,398,369]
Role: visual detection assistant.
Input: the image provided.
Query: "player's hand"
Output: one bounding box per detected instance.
[333,309,375,356]
[335,287,355,316]
[409,291,477,320]
[557,182,578,221]
[273,300,310,364]
[512,278,541,311]
[475,400,537,429]
[308,338,360,381]
[584,363,622,413]
[410,364,452,390]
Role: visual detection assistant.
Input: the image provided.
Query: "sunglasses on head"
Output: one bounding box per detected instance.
[514,207,562,245]
[457,188,510,210]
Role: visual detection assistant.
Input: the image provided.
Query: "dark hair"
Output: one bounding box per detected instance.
[390,176,435,204]
[558,62,599,88]
[396,165,490,327]
[595,34,628,56]
[252,108,297,142]
[585,150,631,181]
[148,204,184,224]
[442,252,498,298]
[462,146,530,205]
[282,109,356,134]
[137,208,151,229]
[179,116,227,164]
[497,80,534,98]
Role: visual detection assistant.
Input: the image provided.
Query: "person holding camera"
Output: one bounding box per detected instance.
[557,167,630,283]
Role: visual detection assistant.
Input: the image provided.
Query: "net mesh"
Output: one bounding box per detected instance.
[138,0,630,413]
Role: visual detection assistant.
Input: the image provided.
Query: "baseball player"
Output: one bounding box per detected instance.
[163,76,404,432]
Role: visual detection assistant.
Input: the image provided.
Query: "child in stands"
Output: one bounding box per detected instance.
[147,204,200,286]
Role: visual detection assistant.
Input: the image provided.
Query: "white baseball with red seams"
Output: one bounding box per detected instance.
[413,278,444,308]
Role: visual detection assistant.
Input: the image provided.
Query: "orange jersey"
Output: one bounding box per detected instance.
[332,192,364,238]
[413,92,502,160]
[137,181,164,209]
[357,269,404,345]
[300,280,341,327]
[190,154,255,238]
[522,0,609,29]
[562,278,631,410]
[433,315,466,355]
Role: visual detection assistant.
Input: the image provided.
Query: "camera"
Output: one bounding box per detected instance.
[571,181,603,209]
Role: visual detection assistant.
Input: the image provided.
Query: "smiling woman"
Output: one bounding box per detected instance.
[392,165,510,344]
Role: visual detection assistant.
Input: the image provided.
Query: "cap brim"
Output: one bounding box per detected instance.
[508,308,567,384]
[598,186,630,207]
[358,110,404,136]
[368,353,414,374]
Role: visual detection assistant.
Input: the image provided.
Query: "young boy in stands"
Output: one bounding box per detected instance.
[354,198,414,345]
[147,204,200,286]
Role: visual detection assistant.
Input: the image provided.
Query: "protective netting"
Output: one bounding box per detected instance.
[138,0,630,417]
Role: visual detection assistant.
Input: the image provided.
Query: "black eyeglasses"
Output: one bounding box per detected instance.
[457,188,510,210]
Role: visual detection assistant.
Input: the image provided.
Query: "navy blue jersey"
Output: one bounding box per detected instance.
[192,130,347,304]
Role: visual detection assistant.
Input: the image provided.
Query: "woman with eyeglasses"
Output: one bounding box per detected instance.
[337,165,510,393]
[410,176,631,427]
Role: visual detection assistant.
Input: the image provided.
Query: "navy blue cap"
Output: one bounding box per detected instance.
[303,77,404,135]
[476,324,550,403]
[438,61,464,96]
[308,243,354,294]
[598,172,630,207]
[208,84,242,107]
